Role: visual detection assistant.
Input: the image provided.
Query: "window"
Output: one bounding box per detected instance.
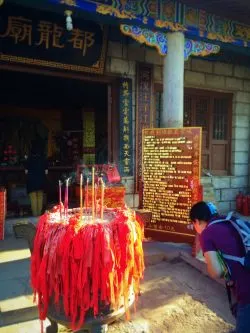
[154,86,232,175]
[155,91,163,128]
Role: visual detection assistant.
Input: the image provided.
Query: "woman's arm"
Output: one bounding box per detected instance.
[204,251,224,279]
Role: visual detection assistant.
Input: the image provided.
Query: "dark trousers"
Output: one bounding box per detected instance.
[236,303,250,333]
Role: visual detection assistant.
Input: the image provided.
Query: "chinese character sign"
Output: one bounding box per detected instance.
[0,5,107,74]
[142,127,202,242]
[136,64,153,192]
[119,78,133,177]
[83,110,96,165]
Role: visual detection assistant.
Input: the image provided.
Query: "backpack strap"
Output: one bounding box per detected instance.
[207,212,247,266]
[225,282,238,318]
[208,212,234,227]
[221,253,245,266]
[209,212,249,249]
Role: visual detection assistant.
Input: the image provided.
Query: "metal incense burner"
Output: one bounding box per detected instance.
[13,221,135,333]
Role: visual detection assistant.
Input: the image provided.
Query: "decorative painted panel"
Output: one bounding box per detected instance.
[120,24,220,59]
[51,0,250,47]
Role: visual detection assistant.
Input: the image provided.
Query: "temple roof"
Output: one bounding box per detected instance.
[182,0,250,25]
[4,0,250,51]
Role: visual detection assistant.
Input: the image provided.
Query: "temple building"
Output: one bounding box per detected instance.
[0,0,250,217]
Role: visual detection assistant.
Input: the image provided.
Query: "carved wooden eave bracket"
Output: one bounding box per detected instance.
[120,24,220,60]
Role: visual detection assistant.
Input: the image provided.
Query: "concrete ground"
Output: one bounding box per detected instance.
[0,217,235,333]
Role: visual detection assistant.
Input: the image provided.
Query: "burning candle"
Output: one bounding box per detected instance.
[80,173,83,219]
[100,178,105,221]
[92,167,95,223]
[64,178,69,220]
[59,180,62,219]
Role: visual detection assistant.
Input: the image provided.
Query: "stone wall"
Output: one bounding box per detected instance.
[185,59,250,212]
[105,41,250,212]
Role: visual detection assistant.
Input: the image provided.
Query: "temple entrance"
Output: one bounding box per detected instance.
[0,69,113,212]
[0,69,110,165]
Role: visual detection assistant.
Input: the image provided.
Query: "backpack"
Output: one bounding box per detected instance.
[209,212,250,317]
[209,212,250,270]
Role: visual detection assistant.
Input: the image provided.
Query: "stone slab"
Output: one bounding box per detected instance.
[180,251,224,287]
[205,74,225,89]
[212,177,230,189]
[144,241,191,266]
[185,70,205,86]
[192,59,213,73]
[214,62,233,76]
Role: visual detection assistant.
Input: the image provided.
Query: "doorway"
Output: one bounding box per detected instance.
[0,68,115,209]
[0,69,111,166]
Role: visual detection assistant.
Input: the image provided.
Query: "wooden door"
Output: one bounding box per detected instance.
[184,89,232,175]
[154,86,232,175]
[211,97,231,175]
[184,94,210,170]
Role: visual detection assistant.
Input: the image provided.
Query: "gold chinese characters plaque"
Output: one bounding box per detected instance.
[142,127,202,242]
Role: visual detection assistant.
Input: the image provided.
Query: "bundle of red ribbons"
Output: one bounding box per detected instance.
[31,205,144,330]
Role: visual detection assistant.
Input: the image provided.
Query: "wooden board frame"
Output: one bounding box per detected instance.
[142,127,202,243]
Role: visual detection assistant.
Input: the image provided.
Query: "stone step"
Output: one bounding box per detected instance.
[1,318,50,333]
[0,236,37,327]
[0,306,39,328]
[4,217,38,238]
[143,241,192,266]
[180,250,224,287]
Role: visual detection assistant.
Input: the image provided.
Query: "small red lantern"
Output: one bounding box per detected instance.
[236,192,243,213]
[247,195,250,216]
[242,195,248,216]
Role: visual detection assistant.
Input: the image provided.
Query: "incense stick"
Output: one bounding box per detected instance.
[100,178,105,221]
[92,167,95,224]
[59,180,62,219]
[80,173,83,220]
[64,178,69,220]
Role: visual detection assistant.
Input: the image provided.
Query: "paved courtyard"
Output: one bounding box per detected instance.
[0,218,235,333]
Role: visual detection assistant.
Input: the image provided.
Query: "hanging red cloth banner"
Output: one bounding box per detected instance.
[31,206,144,331]
[0,188,6,241]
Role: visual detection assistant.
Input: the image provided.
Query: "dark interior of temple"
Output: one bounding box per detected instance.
[0,69,108,167]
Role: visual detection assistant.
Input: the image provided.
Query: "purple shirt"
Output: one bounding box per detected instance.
[200,217,250,305]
